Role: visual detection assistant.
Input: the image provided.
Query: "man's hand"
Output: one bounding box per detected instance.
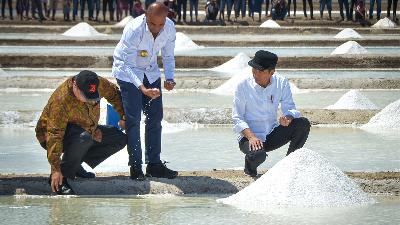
[140,86,161,99]
[118,119,126,130]
[279,116,293,127]
[51,171,63,193]
[93,128,102,142]
[164,79,176,91]
[249,137,263,151]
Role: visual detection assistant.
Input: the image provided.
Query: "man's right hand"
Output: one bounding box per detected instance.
[249,137,264,151]
[140,86,161,99]
[51,171,63,193]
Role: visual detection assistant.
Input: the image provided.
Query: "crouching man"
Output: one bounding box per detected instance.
[232,50,311,177]
[35,70,127,195]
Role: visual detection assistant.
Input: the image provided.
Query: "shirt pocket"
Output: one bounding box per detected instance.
[135,49,150,68]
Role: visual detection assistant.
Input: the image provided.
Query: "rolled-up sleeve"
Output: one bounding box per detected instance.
[115,26,143,88]
[161,26,176,81]
[232,85,249,133]
[281,79,301,118]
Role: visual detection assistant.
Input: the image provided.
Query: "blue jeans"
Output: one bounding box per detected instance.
[338,0,349,20]
[117,76,163,167]
[73,0,79,17]
[369,0,381,19]
[320,0,332,12]
[80,0,94,19]
[234,0,246,17]
[189,0,198,20]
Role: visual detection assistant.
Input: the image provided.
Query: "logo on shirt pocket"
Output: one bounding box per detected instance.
[138,50,149,57]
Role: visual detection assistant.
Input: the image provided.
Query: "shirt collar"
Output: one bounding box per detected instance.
[249,74,275,90]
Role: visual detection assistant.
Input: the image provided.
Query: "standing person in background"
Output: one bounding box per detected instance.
[338,0,350,21]
[92,0,100,21]
[189,0,198,22]
[132,0,144,17]
[319,0,332,20]
[177,0,187,22]
[369,0,381,20]
[220,0,235,21]
[302,0,313,19]
[72,0,79,20]
[234,0,246,20]
[32,0,46,22]
[387,0,398,22]
[349,0,356,20]
[1,0,13,19]
[287,0,296,17]
[249,0,262,21]
[103,0,115,21]
[43,0,48,18]
[17,0,30,20]
[80,0,94,20]
[48,0,58,20]
[164,0,177,23]
[112,3,178,181]
[265,0,270,17]
[63,0,71,21]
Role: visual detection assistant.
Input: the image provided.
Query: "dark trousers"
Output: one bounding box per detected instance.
[349,0,356,20]
[288,0,296,16]
[117,76,163,168]
[41,124,126,178]
[338,0,349,20]
[387,0,398,18]
[31,0,45,19]
[80,0,94,19]
[302,0,313,17]
[177,0,187,21]
[1,0,13,18]
[369,0,381,19]
[238,117,311,171]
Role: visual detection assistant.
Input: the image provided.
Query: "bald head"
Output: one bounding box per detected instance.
[146,2,169,37]
[146,2,168,16]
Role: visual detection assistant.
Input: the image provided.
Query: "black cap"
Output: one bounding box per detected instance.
[248,50,278,71]
[75,70,100,101]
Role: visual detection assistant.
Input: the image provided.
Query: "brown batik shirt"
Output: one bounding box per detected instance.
[35,76,125,173]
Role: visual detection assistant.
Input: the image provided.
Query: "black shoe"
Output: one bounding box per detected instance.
[145,162,178,179]
[48,176,75,195]
[130,166,146,181]
[75,165,95,178]
[244,157,257,177]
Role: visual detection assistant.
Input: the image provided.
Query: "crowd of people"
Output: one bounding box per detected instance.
[0,0,398,24]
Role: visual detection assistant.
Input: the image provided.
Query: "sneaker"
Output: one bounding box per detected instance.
[244,157,257,177]
[145,162,178,179]
[75,165,95,178]
[48,176,75,195]
[130,166,146,181]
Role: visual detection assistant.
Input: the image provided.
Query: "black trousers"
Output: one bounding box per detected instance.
[1,0,13,18]
[238,117,311,171]
[387,0,398,17]
[302,0,313,17]
[41,124,127,178]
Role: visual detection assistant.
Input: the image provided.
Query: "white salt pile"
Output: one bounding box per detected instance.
[210,66,252,95]
[260,19,281,28]
[114,16,134,28]
[331,41,368,55]
[217,148,375,210]
[174,32,204,52]
[210,52,251,73]
[361,99,400,131]
[334,28,362,39]
[62,22,107,37]
[372,17,397,29]
[325,90,378,110]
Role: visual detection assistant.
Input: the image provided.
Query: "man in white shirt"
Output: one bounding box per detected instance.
[112,2,178,180]
[232,50,310,177]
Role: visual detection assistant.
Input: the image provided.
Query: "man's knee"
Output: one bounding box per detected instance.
[79,132,94,146]
[115,131,127,150]
[292,117,311,132]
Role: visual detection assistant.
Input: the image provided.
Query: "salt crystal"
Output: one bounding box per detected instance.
[210,52,251,73]
[334,28,363,39]
[217,148,375,210]
[372,17,397,29]
[325,90,378,110]
[260,19,281,28]
[62,22,107,37]
[174,32,204,52]
[361,98,400,130]
[331,41,368,55]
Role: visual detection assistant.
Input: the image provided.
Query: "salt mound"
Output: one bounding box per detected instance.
[210,52,251,73]
[325,90,378,110]
[361,99,400,130]
[218,148,375,210]
[114,16,134,28]
[260,19,281,28]
[174,32,204,52]
[211,66,252,95]
[331,41,368,55]
[372,17,397,28]
[334,28,362,39]
[62,22,107,37]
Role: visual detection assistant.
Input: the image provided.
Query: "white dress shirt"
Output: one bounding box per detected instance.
[232,73,301,142]
[112,14,176,88]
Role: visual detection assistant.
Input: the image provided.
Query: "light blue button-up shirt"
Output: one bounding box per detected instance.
[112,14,176,88]
[232,73,301,142]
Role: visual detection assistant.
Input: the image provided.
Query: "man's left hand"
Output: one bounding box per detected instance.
[93,128,102,142]
[118,119,126,130]
[164,79,176,91]
[279,116,293,127]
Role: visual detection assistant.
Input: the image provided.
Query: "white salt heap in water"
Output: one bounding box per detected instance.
[325,90,378,110]
[210,52,251,73]
[218,148,375,210]
[372,17,397,28]
[334,28,362,39]
[361,99,400,131]
[260,19,281,28]
[174,32,204,52]
[211,66,252,95]
[331,41,368,55]
[62,22,107,37]
[114,16,134,28]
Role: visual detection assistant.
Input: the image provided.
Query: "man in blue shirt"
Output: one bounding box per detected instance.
[112,2,178,180]
[232,50,310,177]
